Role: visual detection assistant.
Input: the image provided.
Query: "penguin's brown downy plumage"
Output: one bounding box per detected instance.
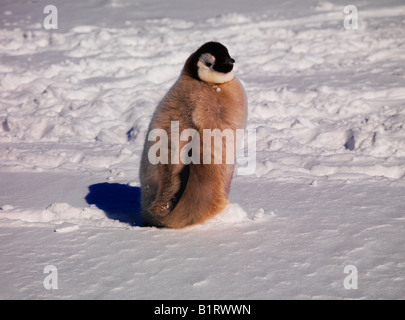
[140,41,247,228]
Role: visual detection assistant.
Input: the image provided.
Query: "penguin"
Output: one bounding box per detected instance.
[140,41,247,228]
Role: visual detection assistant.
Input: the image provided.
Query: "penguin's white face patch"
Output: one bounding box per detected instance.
[197,53,235,84]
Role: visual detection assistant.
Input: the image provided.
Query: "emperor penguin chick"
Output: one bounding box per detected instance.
[140,41,247,228]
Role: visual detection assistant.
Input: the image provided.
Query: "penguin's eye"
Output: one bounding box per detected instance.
[199,53,215,69]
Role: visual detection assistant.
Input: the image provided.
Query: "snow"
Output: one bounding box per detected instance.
[1,0,405,299]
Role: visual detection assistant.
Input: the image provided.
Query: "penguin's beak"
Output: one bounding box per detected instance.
[226,58,235,65]
[213,58,235,73]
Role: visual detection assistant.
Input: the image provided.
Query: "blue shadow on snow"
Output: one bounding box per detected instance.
[85,183,143,226]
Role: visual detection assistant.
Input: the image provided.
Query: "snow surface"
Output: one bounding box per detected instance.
[1,0,405,299]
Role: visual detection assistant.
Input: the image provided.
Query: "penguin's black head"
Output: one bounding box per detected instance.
[184,41,236,84]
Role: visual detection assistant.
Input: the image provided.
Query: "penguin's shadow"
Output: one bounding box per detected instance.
[85,183,143,226]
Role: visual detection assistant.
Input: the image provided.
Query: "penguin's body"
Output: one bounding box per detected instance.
[140,42,247,228]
